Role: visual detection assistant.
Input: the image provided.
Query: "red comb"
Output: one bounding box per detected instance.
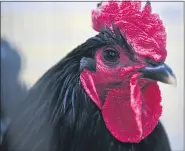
[92,0,167,62]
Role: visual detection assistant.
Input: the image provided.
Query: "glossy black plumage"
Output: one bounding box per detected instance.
[1,28,171,151]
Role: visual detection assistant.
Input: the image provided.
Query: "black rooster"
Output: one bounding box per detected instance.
[2,1,176,151]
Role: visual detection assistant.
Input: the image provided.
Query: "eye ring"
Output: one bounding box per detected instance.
[103,48,120,63]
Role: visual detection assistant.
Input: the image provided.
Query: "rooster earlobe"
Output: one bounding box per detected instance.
[80,57,96,72]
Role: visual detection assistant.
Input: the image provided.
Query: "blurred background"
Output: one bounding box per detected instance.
[1,1,184,151]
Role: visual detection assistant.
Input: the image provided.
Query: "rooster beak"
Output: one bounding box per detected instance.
[139,64,177,86]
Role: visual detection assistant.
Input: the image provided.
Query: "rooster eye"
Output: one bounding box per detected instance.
[103,49,120,62]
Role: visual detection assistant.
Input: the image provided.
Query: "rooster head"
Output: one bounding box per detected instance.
[80,0,176,143]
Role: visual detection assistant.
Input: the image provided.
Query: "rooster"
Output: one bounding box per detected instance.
[2,1,176,151]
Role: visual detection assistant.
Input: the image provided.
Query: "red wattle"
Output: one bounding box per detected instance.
[102,74,162,143]
[80,71,102,108]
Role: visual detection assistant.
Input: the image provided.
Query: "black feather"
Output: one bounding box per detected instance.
[3,27,171,151]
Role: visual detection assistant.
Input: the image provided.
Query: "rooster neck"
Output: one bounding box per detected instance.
[55,91,171,151]
[5,59,171,151]
[50,65,170,151]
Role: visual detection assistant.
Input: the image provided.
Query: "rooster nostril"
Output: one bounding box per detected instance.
[146,58,163,66]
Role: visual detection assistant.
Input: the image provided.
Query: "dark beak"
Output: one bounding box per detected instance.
[139,64,177,86]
